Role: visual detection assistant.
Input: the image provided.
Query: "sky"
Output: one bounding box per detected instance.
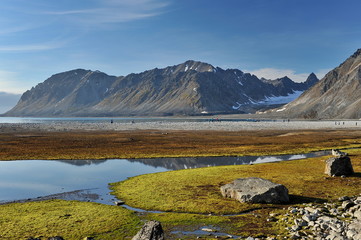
[1,0,361,95]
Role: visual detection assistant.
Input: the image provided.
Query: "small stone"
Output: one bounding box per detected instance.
[201,228,216,232]
[245,237,255,240]
[291,225,301,231]
[341,200,355,210]
[114,201,125,206]
[267,217,277,222]
[354,209,361,219]
[338,196,350,202]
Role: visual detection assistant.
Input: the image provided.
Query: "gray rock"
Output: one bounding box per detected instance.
[331,149,348,157]
[302,214,317,222]
[338,196,350,202]
[354,209,361,220]
[114,200,125,206]
[220,177,289,203]
[341,200,355,210]
[132,220,165,240]
[324,156,354,176]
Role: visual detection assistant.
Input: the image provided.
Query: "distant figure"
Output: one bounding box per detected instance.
[110,119,113,124]
[131,120,135,124]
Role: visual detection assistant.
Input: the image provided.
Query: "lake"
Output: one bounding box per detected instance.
[0,151,329,205]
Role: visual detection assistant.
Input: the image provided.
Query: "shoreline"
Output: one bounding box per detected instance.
[0,120,360,132]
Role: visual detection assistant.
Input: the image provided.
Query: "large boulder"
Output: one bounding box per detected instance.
[325,156,354,176]
[132,220,165,240]
[220,177,289,203]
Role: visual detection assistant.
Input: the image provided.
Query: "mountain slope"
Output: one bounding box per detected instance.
[5,60,317,117]
[273,49,361,119]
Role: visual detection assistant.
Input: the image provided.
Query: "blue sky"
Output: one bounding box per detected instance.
[0,0,360,94]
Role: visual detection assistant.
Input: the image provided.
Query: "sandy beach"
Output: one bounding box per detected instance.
[0,119,360,132]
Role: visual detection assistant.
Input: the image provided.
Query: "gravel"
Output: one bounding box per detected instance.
[0,120,360,132]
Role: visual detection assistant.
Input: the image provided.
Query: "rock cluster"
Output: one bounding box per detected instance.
[275,194,361,239]
[220,177,289,204]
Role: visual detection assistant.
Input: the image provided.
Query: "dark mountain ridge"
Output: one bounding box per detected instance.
[269,49,361,119]
[4,60,318,117]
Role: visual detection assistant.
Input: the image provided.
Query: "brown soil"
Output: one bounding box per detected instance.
[1,127,361,160]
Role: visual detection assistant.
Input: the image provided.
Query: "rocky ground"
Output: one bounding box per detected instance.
[268,194,361,240]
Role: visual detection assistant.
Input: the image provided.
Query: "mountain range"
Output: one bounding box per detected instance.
[268,49,361,119]
[4,60,317,117]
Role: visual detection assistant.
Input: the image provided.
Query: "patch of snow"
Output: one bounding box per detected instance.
[185,65,189,71]
[232,102,242,110]
[193,87,197,92]
[276,107,286,112]
[238,81,243,86]
[213,68,217,73]
[257,91,303,105]
[201,111,208,114]
[105,88,109,93]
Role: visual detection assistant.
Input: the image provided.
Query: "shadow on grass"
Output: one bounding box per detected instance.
[352,172,361,178]
[288,194,326,205]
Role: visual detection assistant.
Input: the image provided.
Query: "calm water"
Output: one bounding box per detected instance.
[0,151,329,205]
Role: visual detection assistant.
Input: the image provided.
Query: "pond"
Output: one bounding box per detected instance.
[0,151,329,205]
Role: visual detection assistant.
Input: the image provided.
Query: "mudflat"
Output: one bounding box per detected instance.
[1,121,361,160]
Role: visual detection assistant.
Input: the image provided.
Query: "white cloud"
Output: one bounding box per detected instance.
[0,41,66,52]
[247,68,330,82]
[42,0,170,25]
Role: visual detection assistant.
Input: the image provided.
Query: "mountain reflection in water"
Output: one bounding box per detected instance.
[58,151,329,170]
[0,151,330,205]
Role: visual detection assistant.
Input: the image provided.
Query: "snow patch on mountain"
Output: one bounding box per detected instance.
[258,91,303,105]
[232,91,303,110]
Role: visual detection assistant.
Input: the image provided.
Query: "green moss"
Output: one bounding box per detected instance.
[111,151,361,215]
[0,200,141,239]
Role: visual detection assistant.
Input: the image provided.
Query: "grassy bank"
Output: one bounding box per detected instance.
[0,200,141,239]
[111,151,361,214]
[109,149,361,237]
[1,129,361,160]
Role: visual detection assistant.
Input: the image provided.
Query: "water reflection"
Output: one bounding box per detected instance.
[58,151,329,170]
[0,151,329,204]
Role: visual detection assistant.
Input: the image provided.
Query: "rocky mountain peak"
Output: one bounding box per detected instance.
[304,73,319,87]
[178,60,216,73]
[351,48,361,58]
